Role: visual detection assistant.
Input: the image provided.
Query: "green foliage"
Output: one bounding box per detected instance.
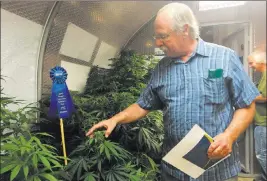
[0,77,65,181]
[0,133,65,181]
[35,50,164,181]
[35,94,85,157]
[65,131,141,181]
[84,50,158,97]
[69,50,163,180]
[0,92,38,138]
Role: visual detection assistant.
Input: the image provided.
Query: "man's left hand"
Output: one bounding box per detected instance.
[207,133,234,159]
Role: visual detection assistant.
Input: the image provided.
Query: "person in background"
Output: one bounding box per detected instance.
[86,2,260,181]
[248,46,267,181]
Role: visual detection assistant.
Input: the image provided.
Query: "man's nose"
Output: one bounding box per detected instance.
[155,39,163,47]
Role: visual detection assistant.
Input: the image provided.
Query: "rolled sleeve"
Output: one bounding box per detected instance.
[228,52,260,109]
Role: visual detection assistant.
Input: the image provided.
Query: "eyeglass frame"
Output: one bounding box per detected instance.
[152,31,174,41]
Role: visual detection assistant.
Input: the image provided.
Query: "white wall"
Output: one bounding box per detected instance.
[223,29,245,56]
[192,1,266,48]
[60,60,91,93]
[1,9,43,109]
[212,23,245,45]
[93,41,117,69]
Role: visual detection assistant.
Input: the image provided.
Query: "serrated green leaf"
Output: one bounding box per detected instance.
[57,170,72,181]
[35,132,55,138]
[33,176,42,181]
[77,161,83,181]
[82,159,88,172]
[10,165,22,181]
[28,176,34,181]
[56,156,71,162]
[100,145,104,154]
[81,172,97,181]
[104,146,111,161]
[1,143,18,151]
[97,161,101,172]
[38,154,51,170]
[40,173,57,181]
[129,174,141,181]
[89,139,94,145]
[23,166,29,179]
[42,144,57,151]
[85,174,97,181]
[38,151,56,159]
[105,142,118,157]
[68,158,81,176]
[32,137,48,151]
[0,164,16,174]
[32,154,38,169]
[113,172,126,181]
[21,147,26,155]
[20,136,27,144]
[47,158,62,168]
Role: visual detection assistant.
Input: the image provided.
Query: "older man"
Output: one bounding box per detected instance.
[248,48,267,181]
[86,3,260,181]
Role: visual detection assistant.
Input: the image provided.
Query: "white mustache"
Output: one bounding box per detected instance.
[160,46,168,52]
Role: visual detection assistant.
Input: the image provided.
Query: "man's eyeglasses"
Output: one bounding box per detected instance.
[152,32,172,41]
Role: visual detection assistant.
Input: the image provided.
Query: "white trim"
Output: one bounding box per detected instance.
[198,1,247,12]
[200,21,249,27]
[222,28,244,43]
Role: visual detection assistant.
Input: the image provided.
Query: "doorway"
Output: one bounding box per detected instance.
[200,22,261,176]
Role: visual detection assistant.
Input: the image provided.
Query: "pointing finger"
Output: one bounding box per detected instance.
[86,122,105,137]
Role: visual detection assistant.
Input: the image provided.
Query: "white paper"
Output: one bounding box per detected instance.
[162,124,230,179]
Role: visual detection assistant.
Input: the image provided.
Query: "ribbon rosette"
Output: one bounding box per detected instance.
[48,66,75,119]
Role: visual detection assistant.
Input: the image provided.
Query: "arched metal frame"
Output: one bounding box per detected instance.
[36,1,62,105]
[121,15,156,51]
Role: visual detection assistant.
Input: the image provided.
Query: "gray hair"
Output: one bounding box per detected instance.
[157,2,200,39]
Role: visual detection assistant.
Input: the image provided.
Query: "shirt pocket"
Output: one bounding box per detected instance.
[202,77,228,104]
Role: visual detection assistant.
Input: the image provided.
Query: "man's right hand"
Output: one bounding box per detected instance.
[86,104,149,138]
[86,119,117,138]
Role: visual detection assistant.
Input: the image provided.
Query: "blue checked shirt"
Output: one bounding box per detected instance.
[137,38,260,181]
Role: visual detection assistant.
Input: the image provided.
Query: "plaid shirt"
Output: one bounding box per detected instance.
[137,38,259,181]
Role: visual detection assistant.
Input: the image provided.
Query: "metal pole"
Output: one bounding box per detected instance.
[121,15,156,51]
[36,1,62,121]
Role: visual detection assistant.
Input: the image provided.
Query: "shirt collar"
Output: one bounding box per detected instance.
[195,38,209,57]
[162,38,210,66]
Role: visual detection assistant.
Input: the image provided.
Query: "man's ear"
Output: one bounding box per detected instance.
[183,24,190,36]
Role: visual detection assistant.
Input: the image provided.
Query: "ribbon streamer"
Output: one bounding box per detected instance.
[48,66,75,165]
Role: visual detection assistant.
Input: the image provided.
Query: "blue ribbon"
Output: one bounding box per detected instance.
[48,66,75,119]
